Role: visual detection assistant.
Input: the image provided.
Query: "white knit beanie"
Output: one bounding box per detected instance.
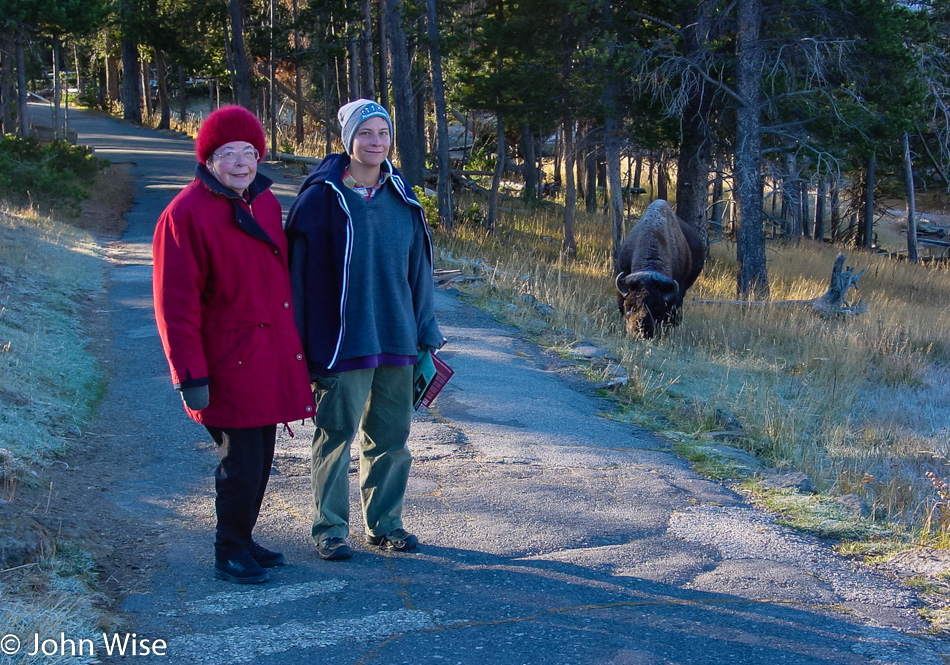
[338,99,393,155]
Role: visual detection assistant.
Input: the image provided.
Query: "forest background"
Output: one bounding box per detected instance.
[6,0,950,575]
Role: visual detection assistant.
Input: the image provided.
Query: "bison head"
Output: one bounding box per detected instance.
[616,270,682,339]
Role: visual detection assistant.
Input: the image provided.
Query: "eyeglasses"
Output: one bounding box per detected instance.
[213,148,259,164]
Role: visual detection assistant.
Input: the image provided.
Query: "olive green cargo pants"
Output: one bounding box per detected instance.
[310,365,413,543]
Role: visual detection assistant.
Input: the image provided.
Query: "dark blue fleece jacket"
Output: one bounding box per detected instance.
[285,153,443,375]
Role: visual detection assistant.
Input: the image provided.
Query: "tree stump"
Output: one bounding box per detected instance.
[693,253,868,317]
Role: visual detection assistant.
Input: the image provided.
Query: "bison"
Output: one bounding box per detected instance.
[616,200,705,339]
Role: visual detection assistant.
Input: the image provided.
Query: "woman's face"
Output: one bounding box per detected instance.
[207,141,259,195]
[350,117,391,171]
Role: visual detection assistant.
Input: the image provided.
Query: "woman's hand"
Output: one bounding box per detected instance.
[180,385,210,410]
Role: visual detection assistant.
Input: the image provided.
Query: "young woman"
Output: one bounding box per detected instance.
[286,99,444,561]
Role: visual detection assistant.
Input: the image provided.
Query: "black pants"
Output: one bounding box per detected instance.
[205,424,277,557]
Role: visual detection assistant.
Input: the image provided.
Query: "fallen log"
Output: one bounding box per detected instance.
[693,253,868,317]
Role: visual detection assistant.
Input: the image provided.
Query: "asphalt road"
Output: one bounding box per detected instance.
[26,104,950,665]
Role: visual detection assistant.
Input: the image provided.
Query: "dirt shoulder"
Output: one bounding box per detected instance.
[7,162,160,624]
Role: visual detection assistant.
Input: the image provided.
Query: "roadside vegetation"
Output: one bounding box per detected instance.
[0,136,112,664]
[0,136,102,216]
[428,190,950,556]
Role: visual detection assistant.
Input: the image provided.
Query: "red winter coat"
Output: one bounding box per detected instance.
[152,166,315,428]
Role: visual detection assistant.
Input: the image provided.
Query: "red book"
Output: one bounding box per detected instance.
[413,351,454,409]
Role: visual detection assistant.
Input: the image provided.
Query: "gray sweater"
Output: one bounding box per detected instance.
[338,183,431,361]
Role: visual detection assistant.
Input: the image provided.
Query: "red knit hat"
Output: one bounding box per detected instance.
[195,106,266,165]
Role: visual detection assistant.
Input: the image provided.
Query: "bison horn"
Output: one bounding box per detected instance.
[658,277,680,302]
[663,285,680,304]
[616,272,629,296]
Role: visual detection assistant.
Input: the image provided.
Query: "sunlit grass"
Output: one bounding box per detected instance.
[433,193,950,538]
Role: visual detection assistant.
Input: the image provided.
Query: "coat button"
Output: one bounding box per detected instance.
[273,249,279,255]
[296,354,303,360]
[306,405,313,412]
[283,302,290,308]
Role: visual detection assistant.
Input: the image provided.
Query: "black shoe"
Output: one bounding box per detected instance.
[366,529,418,552]
[316,537,353,561]
[249,541,286,568]
[214,550,270,584]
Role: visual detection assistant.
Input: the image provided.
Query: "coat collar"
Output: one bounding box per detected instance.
[194,164,278,248]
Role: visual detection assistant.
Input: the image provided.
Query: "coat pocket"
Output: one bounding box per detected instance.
[206,324,262,373]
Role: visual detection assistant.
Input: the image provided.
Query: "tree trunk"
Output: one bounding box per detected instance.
[73,43,82,95]
[656,156,669,202]
[16,34,28,137]
[293,0,304,145]
[322,62,333,154]
[1,32,16,135]
[863,151,875,249]
[378,0,389,111]
[486,114,504,236]
[223,14,236,104]
[575,120,586,203]
[521,124,537,201]
[121,18,141,124]
[228,0,253,109]
[386,0,423,186]
[52,39,62,138]
[268,0,277,158]
[155,49,170,129]
[675,133,710,249]
[734,0,769,299]
[829,175,841,240]
[562,117,577,259]
[178,65,187,122]
[426,0,453,231]
[602,0,624,269]
[585,126,597,213]
[783,152,802,238]
[814,176,825,241]
[606,113,623,269]
[675,2,711,251]
[347,37,359,100]
[140,55,153,119]
[360,0,375,99]
[711,152,725,240]
[105,35,120,110]
[903,132,919,263]
[413,16,426,158]
[801,179,812,238]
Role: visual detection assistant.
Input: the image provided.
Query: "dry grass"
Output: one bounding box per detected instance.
[433,193,950,541]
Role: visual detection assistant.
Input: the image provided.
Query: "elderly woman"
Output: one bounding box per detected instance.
[286,99,444,562]
[152,106,314,584]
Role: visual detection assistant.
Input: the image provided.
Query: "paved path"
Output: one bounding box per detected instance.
[30,104,950,664]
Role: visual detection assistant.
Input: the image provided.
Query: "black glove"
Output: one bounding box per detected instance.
[179,385,209,410]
